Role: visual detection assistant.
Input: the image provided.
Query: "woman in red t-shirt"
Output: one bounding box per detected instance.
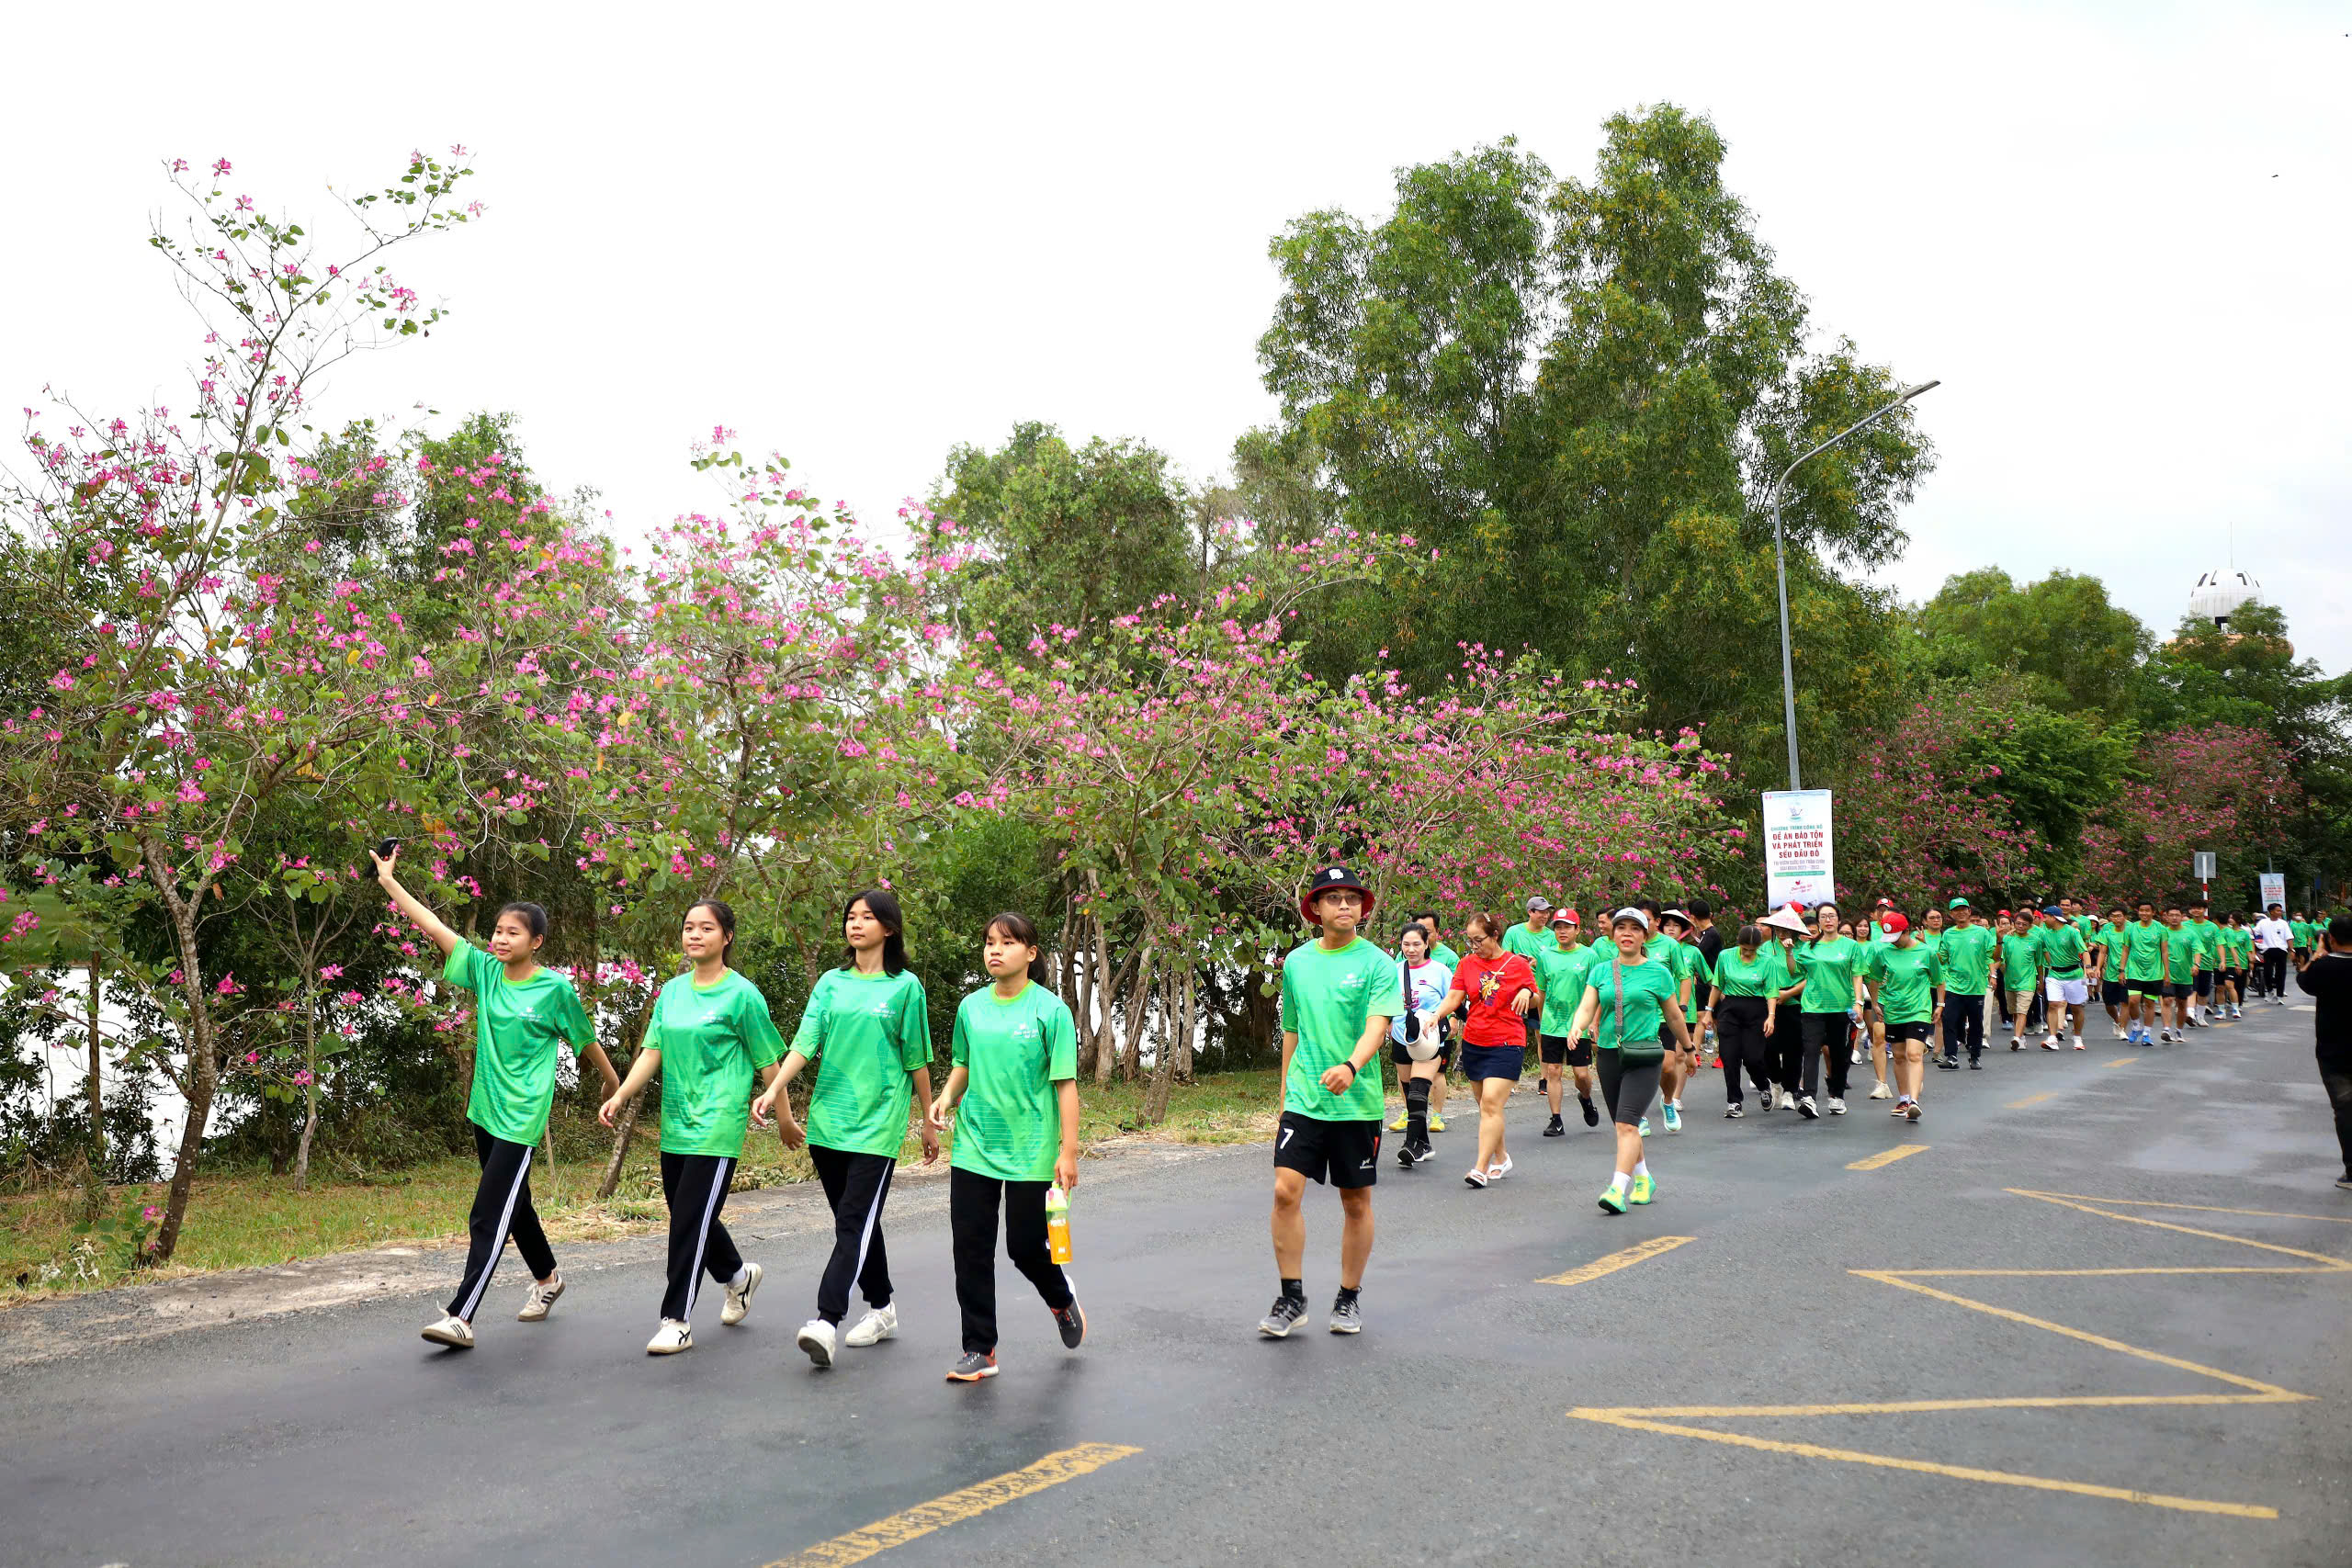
[1431,913,1538,1190]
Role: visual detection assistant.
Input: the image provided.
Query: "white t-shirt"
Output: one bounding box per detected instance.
[2253,918,2294,953]
[1390,958,1453,1043]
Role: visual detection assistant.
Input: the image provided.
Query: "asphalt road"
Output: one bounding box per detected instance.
[6,1001,2348,1568]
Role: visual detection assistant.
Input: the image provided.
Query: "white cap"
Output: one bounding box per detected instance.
[1611,907,1651,931]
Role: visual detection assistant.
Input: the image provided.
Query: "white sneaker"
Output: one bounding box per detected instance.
[516,1275,564,1323]
[646,1319,692,1355]
[1869,1081,1893,1100]
[2040,1034,2058,1050]
[721,1260,763,1326]
[1826,1097,1847,1115]
[2072,1039,2085,1051]
[1850,1047,1863,1065]
[843,1303,898,1348]
[1487,1154,1514,1181]
[797,1318,838,1368]
[420,1314,474,1349]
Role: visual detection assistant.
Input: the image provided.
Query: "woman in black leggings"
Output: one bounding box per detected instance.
[1703,922,1787,1117]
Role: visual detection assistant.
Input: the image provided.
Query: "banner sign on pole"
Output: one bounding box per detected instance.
[1762,790,1837,910]
[2259,872,2286,911]
[2192,852,2216,883]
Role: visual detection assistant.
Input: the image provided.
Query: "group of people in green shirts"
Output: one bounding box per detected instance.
[376,851,1084,1383]
[371,838,2341,1356]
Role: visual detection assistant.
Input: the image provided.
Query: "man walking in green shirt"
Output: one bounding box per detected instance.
[1262,864,1403,1339]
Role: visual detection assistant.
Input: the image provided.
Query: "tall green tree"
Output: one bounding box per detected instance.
[1908,568,2151,715]
[926,422,1194,646]
[1256,109,1934,785]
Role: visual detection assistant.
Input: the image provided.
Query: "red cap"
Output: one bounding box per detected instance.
[1881,912,1910,934]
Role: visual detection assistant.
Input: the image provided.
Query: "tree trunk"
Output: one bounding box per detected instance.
[1119,948,1154,1085]
[1094,945,1139,1085]
[594,1003,655,1201]
[293,998,320,1192]
[84,961,105,1167]
[144,856,218,1267]
[595,1099,642,1201]
[1176,964,1196,1082]
[1072,911,1098,1078]
[1141,959,1179,1124]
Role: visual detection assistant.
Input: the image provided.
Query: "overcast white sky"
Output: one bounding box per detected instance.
[7,2,2346,674]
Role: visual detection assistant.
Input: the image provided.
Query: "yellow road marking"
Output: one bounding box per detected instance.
[762,1443,1141,1567]
[1847,1144,1929,1171]
[2017,1191,2352,1225]
[2102,1056,2135,1068]
[2006,1092,2055,1108]
[1539,1235,1694,1286]
[1566,1410,2280,1519]
[1566,1187,2350,1519]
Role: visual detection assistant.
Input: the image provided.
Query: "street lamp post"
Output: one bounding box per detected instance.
[1767,379,1939,791]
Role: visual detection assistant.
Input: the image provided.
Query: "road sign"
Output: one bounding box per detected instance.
[2192,852,2217,882]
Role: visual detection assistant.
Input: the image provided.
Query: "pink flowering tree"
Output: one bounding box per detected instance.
[1829,698,2048,909]
[2079,726,2299,907]
[0,151,482,1262]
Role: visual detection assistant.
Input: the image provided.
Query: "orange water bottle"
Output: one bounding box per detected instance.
[1046,1184,1072,1264]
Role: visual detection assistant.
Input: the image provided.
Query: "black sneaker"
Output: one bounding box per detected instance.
[1396,1139,1418,1168]
[1328,1293,1364,1335]
[1581,1097,1600,1128]
[1051,1300,1086,1348]
[945,1350,998,1382]
[1937,1056,1961,1070]
[1543,1114,1566,1137]
[1259,1294,1306,1338]
[2336,1172,2352,1190]
[1968,1058,1983,1070]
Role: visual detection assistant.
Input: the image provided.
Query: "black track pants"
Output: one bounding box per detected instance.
[1801,1011,1851,1100]
[1945,995,1986,1061]
[2321,1064,2352,1176]
[949,1166,1073,1353]
[1714,997,1771,1102]
[659,1152,742,1322]
[811,1144,896,1325]
[447,1125,557,1321]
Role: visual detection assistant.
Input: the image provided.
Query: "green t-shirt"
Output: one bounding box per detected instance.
[1797,936,1865,1014]
[2291,919,2314,950]
[649,969,786,1159]
[1938,925,1996,995]
[2188,919,2222,966]
[2039,923,2087,979]
[1534,942,1597,1037]
[2121,920,2166,981]
[443,944,594,1148]
[795,967,932,1157]
[1709,946,1785,998]
[2160,924,2201,979]
[2090,923,2128,976]
[1279,936,1406,1122]
[947,981,1077,1182]
[1671,941,1708,1019]
[1998,929,2043,988]
[2073,914,2098,947]
[2225,927,2253,965]
[1430,942,1462,970]
[1865,942,1939,1025]
[1582,953,1679,1065]
[1501,922,1550,967]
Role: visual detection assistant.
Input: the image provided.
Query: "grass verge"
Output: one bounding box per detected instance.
[1,1068,1293,1304]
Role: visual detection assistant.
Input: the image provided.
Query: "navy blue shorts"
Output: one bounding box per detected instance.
[1461,1043,1524,1082]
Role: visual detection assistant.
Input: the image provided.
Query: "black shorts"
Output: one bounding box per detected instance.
[1887,1020,1932,1045]
[2127,978,2163,997]
[1274,1111,1380,1188]
[1539,1033,1595,1067]
[2101,979,2128,1007]
[2193,970,2213,996]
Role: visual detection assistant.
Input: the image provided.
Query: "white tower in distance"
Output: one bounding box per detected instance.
[2188,568,2263,629]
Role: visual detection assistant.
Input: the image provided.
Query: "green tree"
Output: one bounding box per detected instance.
[926,423,1194,646]
[1908,568,2151,714]
[1256,108,1933,784]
